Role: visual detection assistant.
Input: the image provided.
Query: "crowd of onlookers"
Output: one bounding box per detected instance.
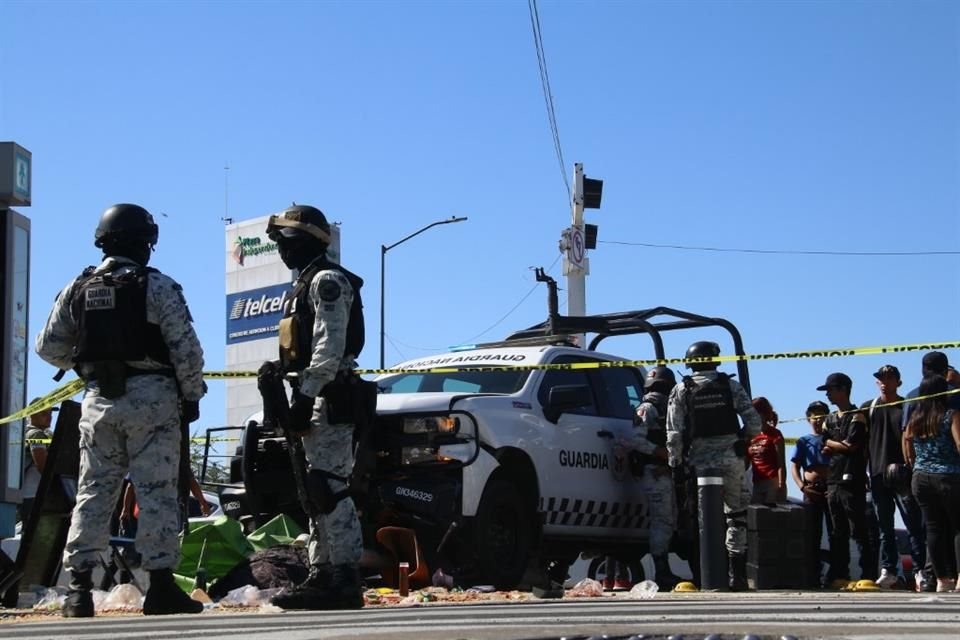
[746,351,960,591]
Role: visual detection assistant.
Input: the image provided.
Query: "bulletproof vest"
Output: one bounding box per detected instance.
[642,391,668,446]
[279,259,365,373]
[71,265,170,365]
[687,373,740,438]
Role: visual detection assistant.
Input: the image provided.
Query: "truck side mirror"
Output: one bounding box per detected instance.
[543,384,593,423]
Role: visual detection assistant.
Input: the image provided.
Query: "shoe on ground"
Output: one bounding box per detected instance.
[875,569,898,589]
[271,564,364,611]
[612,578,632,591]
[143,569,203,615]
[916,572,936,592]
[602,577,615,591]
[936,578,957,593]
[62,590,94,618]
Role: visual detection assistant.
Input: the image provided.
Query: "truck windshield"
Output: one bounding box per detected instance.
[377,369,530,395]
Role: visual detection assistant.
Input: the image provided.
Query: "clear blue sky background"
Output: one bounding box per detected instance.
[2,1,958,497]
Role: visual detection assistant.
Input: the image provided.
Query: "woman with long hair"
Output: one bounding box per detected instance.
[903,374,960,592]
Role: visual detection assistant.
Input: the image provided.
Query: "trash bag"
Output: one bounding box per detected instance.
[208,544,309,600]
[176,515,255,585]
[565,577,605,598]
[99,583,143,611]
[627,580,659,599]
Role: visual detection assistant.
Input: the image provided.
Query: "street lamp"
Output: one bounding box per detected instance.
[380,216,468,369]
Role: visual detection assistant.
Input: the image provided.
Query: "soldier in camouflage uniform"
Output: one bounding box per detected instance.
[264,205,367,611]
[631,366,681,590]
[35,204,205,617]
[666,341,761,590]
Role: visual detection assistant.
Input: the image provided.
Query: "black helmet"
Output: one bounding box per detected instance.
[94,204,159,249]
[685,341,721,371]
[645,366,677,390]
[266,204,331,244]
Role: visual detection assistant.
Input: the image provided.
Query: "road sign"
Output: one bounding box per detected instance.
[0,142,31,207]
[568,225,586,269]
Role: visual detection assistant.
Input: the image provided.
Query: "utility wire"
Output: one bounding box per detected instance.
[462,254,563,343]
[600,240,960,257]
[528,0,570,200]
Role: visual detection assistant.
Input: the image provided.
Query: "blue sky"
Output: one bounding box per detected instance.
[2,0,958,495]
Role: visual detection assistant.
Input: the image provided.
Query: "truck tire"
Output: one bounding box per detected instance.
[473,472,535,590]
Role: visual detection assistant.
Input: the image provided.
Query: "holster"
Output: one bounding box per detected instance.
[321,372,378,427]
[90,361,127,399]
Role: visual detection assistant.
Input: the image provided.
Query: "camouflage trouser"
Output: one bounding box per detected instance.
[641,465,676,557]
[689,440,747,556]
[64,376,182,572]
[301,401,362,567]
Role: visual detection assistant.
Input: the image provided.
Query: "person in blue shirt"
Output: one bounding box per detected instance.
[901,351,960,591]
[791,400,833,587]
[903,374,960,592]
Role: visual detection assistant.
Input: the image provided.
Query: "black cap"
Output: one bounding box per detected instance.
[872,365,901,381]
[806,400,829,415]
[922,351,949,375]
[816,372,852,391]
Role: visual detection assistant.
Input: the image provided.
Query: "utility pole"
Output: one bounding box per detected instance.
[559,162,602,346]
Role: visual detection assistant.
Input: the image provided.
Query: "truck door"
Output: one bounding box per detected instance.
[594,365,651,541]
[535,355,622,537]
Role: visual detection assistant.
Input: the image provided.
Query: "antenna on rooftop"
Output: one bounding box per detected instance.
[221,163,233,225]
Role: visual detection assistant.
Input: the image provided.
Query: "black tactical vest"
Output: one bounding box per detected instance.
[71,265,170,365]
[279,259,365,373]
[643,391,668,446]
[688,373,740,438]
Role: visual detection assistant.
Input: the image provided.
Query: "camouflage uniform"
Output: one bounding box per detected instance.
[35,257,205,572]
[295,265,363,568]
[666,371,761,555]
[632,393,675,558]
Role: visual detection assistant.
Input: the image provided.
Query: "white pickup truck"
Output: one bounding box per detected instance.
[370,340,657,588]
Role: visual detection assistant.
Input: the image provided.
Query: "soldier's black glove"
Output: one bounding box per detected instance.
[288,391,315,434]
[181,400,200,423]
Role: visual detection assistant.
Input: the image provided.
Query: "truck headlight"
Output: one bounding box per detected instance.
[401,446,440,465]
[403,416,459,434]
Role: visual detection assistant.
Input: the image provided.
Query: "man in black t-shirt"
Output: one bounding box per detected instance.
[861,365,927,589]
[817,372,878,585]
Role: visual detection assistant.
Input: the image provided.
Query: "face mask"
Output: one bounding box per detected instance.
[277,236,321,271]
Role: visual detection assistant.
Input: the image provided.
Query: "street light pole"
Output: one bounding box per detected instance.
[380,216,468,369]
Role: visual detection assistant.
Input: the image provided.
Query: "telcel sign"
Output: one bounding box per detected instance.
[226,283,288,344]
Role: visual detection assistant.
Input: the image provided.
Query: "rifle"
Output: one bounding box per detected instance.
[256,361,322,530]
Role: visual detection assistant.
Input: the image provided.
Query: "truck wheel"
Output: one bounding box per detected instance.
[473,473,535,590]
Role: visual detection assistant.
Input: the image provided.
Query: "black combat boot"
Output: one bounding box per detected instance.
[653,554,680,591]
[271,563,363,611]
[63,570,94,618]
[143,568,203,615]
[728,553,748,591]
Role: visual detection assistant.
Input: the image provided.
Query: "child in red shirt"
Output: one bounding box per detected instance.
[748,397,786,504]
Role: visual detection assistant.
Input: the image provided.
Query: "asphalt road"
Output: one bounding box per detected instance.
[3,592,958,640]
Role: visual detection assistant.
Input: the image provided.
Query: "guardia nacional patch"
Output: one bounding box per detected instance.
[85,286,115,310]
[318,280,341,302]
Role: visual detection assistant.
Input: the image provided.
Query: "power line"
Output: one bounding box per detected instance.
[462,254,562,343]
[600,240,960,257]
[527,0,570,200]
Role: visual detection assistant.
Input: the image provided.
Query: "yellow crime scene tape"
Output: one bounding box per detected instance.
[3,338,957,426]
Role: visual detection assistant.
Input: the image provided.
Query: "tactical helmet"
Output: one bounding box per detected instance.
[685,341,721,371]
[94,204,159,248]
[266,204,331,244]
[645,366,677,390]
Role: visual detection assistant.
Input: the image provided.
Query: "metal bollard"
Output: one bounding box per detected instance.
[698,467,728,591]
